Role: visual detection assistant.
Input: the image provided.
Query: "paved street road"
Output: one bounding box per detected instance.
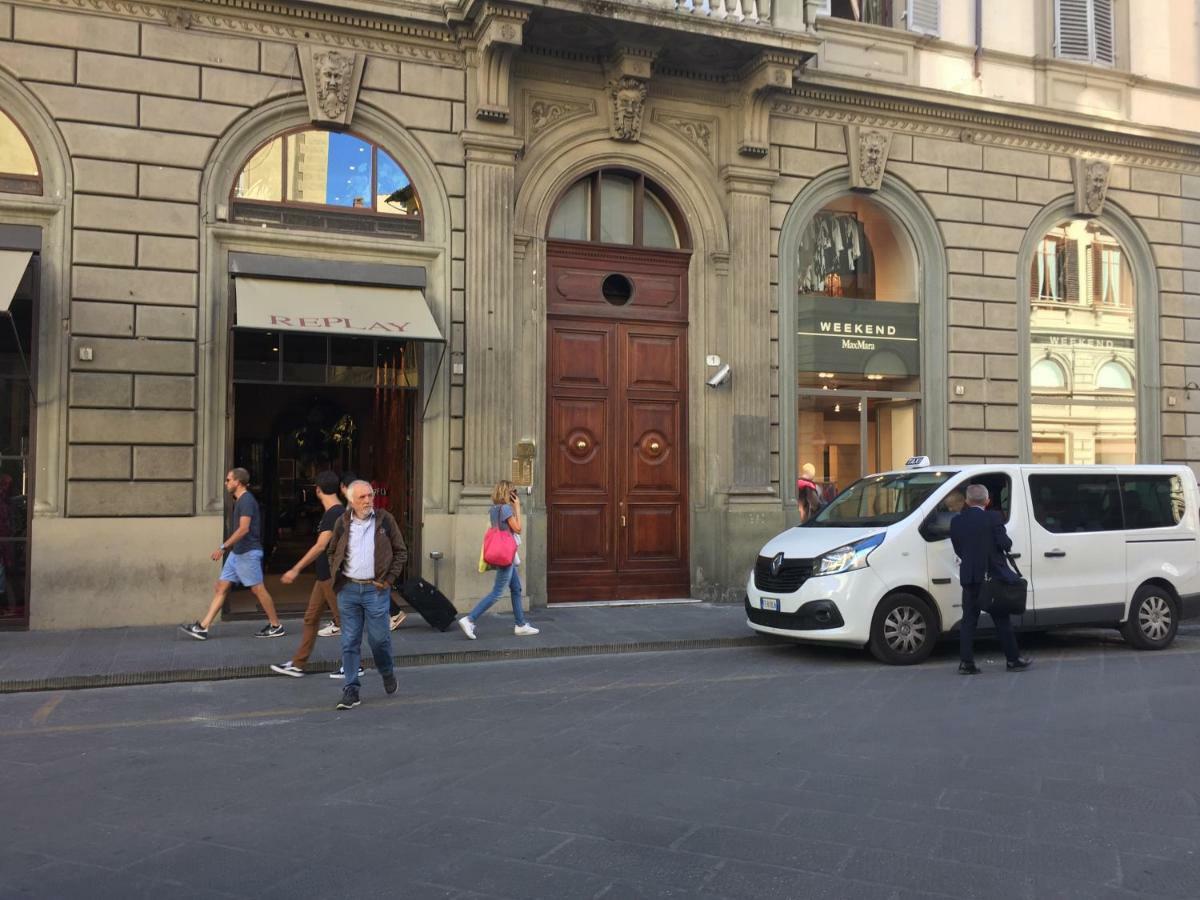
[3,632,1200,899]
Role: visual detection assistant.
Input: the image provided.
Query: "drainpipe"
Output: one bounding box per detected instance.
[973,0,983,78]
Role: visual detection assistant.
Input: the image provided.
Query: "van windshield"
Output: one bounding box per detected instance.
[809,471,956,527]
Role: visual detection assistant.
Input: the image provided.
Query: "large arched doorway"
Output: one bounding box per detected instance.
[545,169,692,601]
[221,125,434,617]
[793,192,922,499]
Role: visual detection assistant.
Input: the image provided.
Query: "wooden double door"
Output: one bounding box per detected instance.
[546,242,690,601]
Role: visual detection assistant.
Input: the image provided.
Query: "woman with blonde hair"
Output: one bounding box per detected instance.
[458,479,538,639]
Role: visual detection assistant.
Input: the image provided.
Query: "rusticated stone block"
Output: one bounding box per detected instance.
[68,445,131,480]
[134,374,195,409]
[70,409,194,444]
[136,306,195,340]
[137,236,197,271]
[133,445,194,480]
[67,480,193,516]
[74,265,197,306]
[77,52,199,99]
[74,231,136,268]
[71,300,133,337]
[15,6,137,53]
[401,62,465,100]
[141,24,259,70]
[70,372,132,408]
[75,196,197,237]
[70,336,194,374]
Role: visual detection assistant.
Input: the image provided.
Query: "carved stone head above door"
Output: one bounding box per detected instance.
[1072,157,1111,217]
[845,125,893,192]
[299,47,366,129]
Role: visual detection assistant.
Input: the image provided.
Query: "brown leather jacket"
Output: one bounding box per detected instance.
[326,508,408,592]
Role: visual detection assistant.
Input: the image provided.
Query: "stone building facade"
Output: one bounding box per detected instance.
[0,0,1198,628]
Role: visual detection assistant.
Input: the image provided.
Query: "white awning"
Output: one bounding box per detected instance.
[0,250,32,313]
[233,276,443,341]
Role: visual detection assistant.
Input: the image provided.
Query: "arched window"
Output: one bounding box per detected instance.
[1095,360,1133,391]
[0,108,41,195]
[230,128,421,238]
[1031,358,1068,391]
[548,170,686,249]
[1029,219,1135,464]
[794,193,921,492]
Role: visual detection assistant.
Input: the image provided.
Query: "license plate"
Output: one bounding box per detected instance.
[760,597,780,612]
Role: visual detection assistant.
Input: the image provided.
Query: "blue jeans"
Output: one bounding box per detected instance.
[337,583,394,689]
[469,565,525,626]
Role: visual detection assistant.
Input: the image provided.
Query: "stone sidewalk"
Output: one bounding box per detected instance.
[0,601,768,693]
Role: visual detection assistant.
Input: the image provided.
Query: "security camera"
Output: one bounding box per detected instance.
[705,363,731,388]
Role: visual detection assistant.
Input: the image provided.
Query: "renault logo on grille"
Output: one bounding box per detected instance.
[770,552,785,577]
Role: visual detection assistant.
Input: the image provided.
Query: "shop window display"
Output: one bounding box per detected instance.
[1029,220,1136,465]
[795,195,920,504]
[229,330,419,617]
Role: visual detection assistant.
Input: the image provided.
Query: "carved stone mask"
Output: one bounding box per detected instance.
[1085,161,1109,213]
[610,76,647,142]
[315,52,353,119]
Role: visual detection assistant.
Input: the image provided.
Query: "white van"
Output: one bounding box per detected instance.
[746,460,1200,664]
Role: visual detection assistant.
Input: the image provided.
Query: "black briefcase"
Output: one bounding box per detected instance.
[398,577,457,631]
[980,555,1028,617]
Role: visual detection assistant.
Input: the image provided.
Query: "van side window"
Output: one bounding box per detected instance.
[923,473,1011,542]
[1119,475,1185,529]
[1029,474,1122,533]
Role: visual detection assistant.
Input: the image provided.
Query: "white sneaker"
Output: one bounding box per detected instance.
[329,666,366,679]
[318,621,340,637]
[514,624,540,636]
[270,661,304,677]
[390,612,407,631]
[458,617,477,640]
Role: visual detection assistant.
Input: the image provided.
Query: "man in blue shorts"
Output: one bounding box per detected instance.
[180,467,285,640]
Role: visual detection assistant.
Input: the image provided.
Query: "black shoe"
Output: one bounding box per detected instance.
[179,622,208,641]
[383,672,397,695]
[1006,657,1032,671]
[256,623,286,638]
[958,662,981,675]
[336,686,360,710]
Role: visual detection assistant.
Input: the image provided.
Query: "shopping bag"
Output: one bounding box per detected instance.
[482,527,517,567]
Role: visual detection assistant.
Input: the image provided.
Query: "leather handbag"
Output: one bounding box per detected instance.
[482,527,517,567]
[980,554,1028,617]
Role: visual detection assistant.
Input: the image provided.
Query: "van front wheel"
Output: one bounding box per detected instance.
[869,593,937,665]
[1121,585,1178,651]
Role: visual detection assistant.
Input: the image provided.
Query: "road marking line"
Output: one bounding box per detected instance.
[30,693,63,726]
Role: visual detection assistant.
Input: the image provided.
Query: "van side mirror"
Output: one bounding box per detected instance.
[920,512,951,542]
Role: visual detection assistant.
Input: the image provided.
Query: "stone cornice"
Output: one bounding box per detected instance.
[22,0,464,63]
[777,83,1200,172]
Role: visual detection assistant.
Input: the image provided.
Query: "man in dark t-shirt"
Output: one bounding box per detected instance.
[180,467,283,640]
[270,471,350,677]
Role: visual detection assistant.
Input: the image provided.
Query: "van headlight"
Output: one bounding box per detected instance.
[813,533,885,576]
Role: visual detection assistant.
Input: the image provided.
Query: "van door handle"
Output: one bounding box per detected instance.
[932,578,952,585]
[1044,550,1066,558]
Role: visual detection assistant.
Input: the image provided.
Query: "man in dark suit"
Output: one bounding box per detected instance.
[949,483,1031,675]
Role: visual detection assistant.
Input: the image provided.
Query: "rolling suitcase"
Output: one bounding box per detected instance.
[399,577,457,631]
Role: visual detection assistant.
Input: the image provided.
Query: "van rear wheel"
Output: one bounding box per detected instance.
[1121,585,1178,651]
[869,593,937,665]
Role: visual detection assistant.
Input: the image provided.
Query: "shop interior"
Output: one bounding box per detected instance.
[227,330,419,617]
[0,257,33,628]
[796,194,921,504]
